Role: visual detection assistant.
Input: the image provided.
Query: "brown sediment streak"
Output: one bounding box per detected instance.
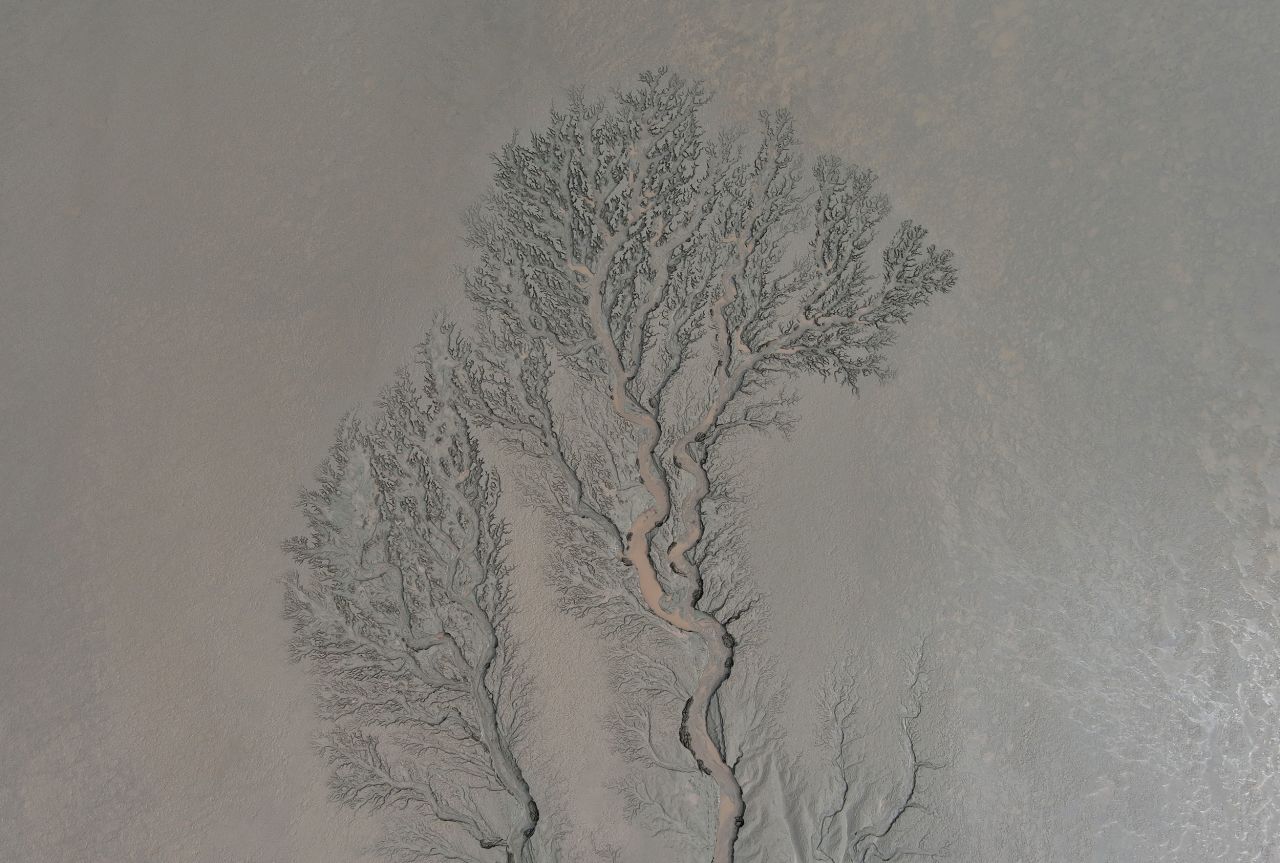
[656,250,877,862]
[665,265,748,863]
[578,229,750,860]
[572,161,876,856]
[578,256,689,629]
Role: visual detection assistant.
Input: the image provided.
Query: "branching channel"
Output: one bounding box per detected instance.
[283,68,957,863]
[284,366,546,863]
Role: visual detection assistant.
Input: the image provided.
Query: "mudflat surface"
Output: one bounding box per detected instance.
[2,2,1277,861]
